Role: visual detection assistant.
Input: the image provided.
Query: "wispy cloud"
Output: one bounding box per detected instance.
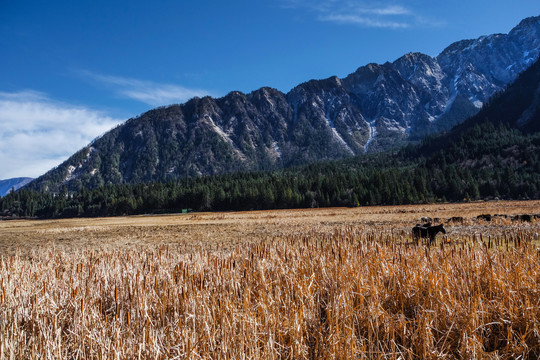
[280,1,442,29]
[319,14,410,29]
[0,91,122,179]
[80,71,211,107]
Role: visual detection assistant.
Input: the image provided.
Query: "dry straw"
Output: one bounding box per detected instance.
[0,225,538,359]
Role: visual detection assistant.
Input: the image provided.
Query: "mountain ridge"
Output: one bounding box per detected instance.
[27,15,540,193]
[4,56,540,217]
[0,178,33,197]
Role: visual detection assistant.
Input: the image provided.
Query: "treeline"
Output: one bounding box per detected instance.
[1,121,539,219]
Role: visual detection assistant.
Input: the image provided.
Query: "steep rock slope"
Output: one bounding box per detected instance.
[417,56,540,156]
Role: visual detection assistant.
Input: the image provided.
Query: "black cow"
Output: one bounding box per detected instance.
[477,214,492,222]
[449,216,464,223]
[412,223,446,246]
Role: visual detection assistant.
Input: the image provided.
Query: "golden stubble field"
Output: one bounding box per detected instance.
[1,200,539,254]
[0,200,539,359]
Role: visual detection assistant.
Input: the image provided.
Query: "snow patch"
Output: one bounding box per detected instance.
[65,165,76,182]
[324,103,354,154]
[407,65,418,80]
[205,115,247,161]
[63,147,96,183]
[271,141,282,158]
[263,91,275,110]
[331,128,354,154]
[226,117,237,135]
[463,41,479,52]
[469,95,483,108]
[381,118,406,133]
[325,107,334,128]
[435,71,461,120]
[207,116,231,141]
[453,74,460,88]
[86,146,95,159]
[364,120,377,152]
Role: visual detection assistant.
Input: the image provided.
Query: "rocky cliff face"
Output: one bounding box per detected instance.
[28,16,540,192]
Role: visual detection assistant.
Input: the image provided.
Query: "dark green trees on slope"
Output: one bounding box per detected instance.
[2,119,539,218]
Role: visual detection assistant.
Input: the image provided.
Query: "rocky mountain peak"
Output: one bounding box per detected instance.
[511,15,540,34]
[26,15,540,192]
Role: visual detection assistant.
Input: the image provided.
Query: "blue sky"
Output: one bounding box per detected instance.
[1,1,539,179]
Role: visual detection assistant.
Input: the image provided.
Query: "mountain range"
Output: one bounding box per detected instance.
[0,178,33,197]
[27,16,540,193]
[5,52,540,217]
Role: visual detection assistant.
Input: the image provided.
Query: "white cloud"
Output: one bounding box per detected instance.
[319,14,410,28]
[281,0,441,29]
[0,91,122,179]
[80,71,211,107]
[348,5,410,16]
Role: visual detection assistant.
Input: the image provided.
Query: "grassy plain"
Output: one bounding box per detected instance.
[0,200,539,359]
[1,200,539,254]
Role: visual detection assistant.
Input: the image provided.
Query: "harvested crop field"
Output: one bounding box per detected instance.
[2,200,539,254]
[0,200,539,359]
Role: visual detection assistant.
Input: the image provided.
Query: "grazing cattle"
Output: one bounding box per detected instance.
[421,216,432,223]
[449,216,464,223]
[512,214,532,222]
[412,223,446,246]
[477,214,492,222]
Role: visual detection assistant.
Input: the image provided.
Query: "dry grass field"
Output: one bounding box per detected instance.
[0,200,539,359]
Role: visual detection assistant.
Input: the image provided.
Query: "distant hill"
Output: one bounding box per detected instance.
[26,15,540,194]
[0,178,33,197]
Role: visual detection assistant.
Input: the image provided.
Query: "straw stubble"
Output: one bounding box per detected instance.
[0,223,539,359]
